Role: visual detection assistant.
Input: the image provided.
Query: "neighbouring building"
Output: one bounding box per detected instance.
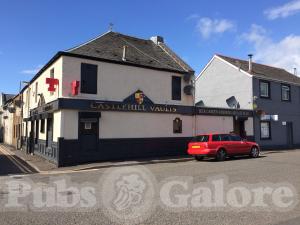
[0,93,15,143]
[2,32,254,167]
[196,54,300,149]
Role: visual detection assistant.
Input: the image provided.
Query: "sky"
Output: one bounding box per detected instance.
[1,0,300,94]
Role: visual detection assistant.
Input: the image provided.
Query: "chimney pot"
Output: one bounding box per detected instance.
[248,54,253,72]
[294,68,297,76]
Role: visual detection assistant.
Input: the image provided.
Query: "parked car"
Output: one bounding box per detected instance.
[187,133,260,161]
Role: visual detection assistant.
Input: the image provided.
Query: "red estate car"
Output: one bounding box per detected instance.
[187,133,260,161]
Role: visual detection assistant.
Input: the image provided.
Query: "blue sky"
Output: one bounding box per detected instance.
[1,0,300,94]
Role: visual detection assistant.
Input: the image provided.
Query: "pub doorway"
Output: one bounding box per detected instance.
[233,117,247,138]
[78,112,100,153]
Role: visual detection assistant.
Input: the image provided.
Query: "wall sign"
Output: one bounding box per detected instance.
[71,80,80,96]
[46,78,59,92]
[197,108,253,117]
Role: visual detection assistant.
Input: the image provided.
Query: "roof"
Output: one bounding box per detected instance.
[1,93,15,106]
[217,54,300,85]
[66,31,194,74]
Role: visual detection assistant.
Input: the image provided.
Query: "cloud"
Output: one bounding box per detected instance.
[195,17,236,39]
[185,14,200,21]
[242,24,300,73]
[21,64,43,75]
[264,0,300,20]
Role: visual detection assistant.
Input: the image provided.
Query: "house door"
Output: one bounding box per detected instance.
[79,117,98,152]
[286,122,294,149]
[46,118,53,147]
[29,121,35,154]
[233,117,246,138]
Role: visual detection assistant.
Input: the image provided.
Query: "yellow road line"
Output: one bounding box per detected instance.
[0,146,32,173]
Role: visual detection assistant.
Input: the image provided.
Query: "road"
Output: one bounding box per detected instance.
[0,149,300,225]
[0,145,36,175]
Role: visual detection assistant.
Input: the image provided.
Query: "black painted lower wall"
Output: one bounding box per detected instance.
[58,137,192,167]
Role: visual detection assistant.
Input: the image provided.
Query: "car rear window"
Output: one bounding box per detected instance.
[191,135,209,142]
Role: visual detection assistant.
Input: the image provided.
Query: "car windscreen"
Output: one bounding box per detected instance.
[191,135,209,142]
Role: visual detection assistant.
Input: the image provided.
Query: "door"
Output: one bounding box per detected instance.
[286,122,294,149]
[233,118,246,138]
[46,118,53,147]
[29,121,35,153]
[79,118,98,152]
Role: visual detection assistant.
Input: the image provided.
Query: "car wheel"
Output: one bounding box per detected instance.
[250,146,260,158]
[216,149,227,161]
[195,155,204,161]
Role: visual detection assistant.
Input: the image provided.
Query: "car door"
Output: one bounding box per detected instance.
[230,135,248,154]
[220,134,235,155]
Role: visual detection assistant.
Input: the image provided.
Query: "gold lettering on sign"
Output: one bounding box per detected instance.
[91,102,178,113]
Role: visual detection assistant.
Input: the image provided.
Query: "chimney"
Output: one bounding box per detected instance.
[122,45,127,61]
[294,68,297,76]
[150,36,164,45]
[248,54,253,72]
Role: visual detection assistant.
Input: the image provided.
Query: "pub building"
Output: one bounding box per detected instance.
[18,31,254,166]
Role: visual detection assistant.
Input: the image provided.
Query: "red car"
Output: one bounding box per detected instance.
[187,133,260,161]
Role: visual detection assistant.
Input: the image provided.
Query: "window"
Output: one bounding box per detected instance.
[81,63,98,94]
[172,76,181,100]
[212,134,221,141]
[50,68,54,78]
[35,82,38,103]
[173,118,182,133]
[230,135,242,141]
[40,119,45,133]
[260,121,271,139]
[260,81,270,98]
[281,84,291,101]
[191,135,209,142]
[50,69,54,95]
[220,134,230,141]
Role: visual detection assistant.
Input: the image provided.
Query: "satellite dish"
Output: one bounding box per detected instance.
[195,100,205,107]
[184,85,194,95]
[226,96,239,108]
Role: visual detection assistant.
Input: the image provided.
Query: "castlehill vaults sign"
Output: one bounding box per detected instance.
[90,101,178,113]
[89,90,185,114]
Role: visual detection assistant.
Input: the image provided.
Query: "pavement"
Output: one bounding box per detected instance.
[0,145,299,225]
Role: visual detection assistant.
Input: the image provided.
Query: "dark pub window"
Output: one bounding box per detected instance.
[173,118,182,133]
[40,119,45,133]
[81,63,98,94]
[281,84,291,101]
[172,76,181,100]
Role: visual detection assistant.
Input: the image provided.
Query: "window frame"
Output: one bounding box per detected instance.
[259,80,271,99]
[260,121,271,140]
[40,119,45,134]
[173,117,182,134]
[80,63,98,94]
[281,83,291,102]
[171,76,181,101]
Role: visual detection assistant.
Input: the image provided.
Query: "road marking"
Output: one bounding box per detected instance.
[0,146,33,173]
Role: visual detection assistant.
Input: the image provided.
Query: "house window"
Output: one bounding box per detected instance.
[260,81,270,98]
[260,121,271,139]
[50,69,55,95]
[173,118,182,133]
[81,63,98,94]
[35,82,38,103]
[40,119,45,133]
[50,68,54,78]
[172,76,181,100]
[281,84,291,101]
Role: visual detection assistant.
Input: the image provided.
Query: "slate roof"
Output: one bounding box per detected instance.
[217,54,300,85]
[66,31,194,74]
